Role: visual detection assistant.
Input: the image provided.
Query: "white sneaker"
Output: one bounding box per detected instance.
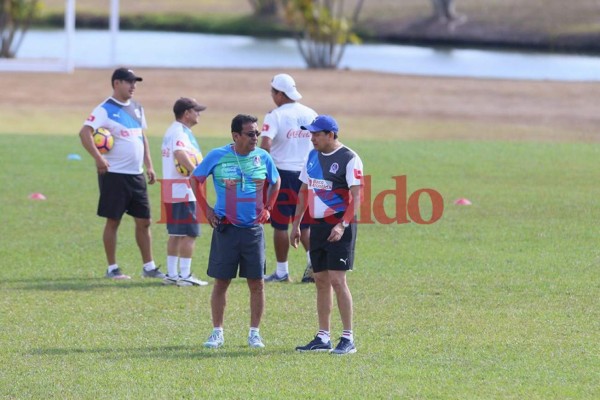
[177,275,209,287]
[248,333,265,348]
[162,275,178,285]
[203,330,224,349]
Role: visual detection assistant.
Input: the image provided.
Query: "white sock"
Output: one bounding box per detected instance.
[213,327,223,334]
[317,330,330,343]
[276,261,288,276]
[143,261,156,271]
[342,330,353,342]
[180,258,192,278]
[306,251,312,266]
[107,264,119,272]
[167,255,178,278]
[249,327,259,337]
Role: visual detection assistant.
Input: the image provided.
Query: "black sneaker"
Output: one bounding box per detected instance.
[301,264,314,283]
[330,337,357,355]
[295,336,333,352]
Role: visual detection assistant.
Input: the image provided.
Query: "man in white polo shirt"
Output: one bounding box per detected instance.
[78,67,163,280]
[161,97,209,287]
[260,73,318,283]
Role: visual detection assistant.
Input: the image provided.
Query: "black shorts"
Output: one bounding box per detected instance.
[165,202,201,237]
[207,224,266,280]
[269,169,311,231]
[97,172,150,219]
[309,215,357,272]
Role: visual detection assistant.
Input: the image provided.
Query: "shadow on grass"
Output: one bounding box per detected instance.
[3,277,165,291]
[28,345,282,359]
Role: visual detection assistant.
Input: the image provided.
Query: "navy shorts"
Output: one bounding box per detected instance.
[165,202,201,237]
[270,169,311,231]
[97,172,150,219]
[207,223,266,280]
[309,215,357,272]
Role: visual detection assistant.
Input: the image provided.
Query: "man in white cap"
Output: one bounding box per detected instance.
[260,73,318,283]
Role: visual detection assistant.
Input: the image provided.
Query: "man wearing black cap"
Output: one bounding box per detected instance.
[290,115,364,355]
[161,97,209,287]
[79,67,163,280]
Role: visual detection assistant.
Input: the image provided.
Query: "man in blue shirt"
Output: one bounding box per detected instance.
[191,114,281,349]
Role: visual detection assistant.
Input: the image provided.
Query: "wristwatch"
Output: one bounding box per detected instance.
[341,220,350,228]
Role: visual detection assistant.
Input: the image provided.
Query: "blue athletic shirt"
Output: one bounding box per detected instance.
[193,144,279,227]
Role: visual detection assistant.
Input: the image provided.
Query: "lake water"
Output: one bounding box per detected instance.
[13,29,600,81]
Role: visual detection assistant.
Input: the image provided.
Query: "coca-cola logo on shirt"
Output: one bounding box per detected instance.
[286,129,311,139]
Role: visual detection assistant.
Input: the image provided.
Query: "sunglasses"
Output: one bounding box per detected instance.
[240,130,261,138]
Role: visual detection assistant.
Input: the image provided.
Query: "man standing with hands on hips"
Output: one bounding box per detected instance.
[261,73,317,283]
[290,115,364,355]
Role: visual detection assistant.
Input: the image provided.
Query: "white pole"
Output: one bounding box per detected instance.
[109,0,120,66]
[65,0,76,72]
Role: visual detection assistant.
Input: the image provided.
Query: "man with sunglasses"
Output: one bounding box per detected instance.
[261,73,318,283]
[191,114,281,349]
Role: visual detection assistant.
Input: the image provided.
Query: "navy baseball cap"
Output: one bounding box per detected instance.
[301,115,339,133]
[111,67,143,82]
[173,97,207,115]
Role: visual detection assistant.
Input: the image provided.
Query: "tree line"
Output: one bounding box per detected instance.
[1,0,462,68]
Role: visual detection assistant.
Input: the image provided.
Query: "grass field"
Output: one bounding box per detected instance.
[1,123,599,398]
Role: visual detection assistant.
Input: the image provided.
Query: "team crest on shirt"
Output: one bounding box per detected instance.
[329,163,339,174]
[253,156,261,166]
[134,108,142,119]
[86,115,95,122]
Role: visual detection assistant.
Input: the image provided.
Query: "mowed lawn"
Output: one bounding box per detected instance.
[0,131,598,399]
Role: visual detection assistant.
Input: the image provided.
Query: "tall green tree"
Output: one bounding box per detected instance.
[0,0,41,58]
[284,0,364,69]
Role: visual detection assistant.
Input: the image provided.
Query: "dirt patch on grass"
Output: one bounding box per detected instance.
[0,68,598,141]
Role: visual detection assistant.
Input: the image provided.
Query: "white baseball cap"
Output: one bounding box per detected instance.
[271,73,302,101]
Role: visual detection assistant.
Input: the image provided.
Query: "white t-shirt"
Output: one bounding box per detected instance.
[161,121,202,203]
[261,102,318,171]
[84,97,147,175]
